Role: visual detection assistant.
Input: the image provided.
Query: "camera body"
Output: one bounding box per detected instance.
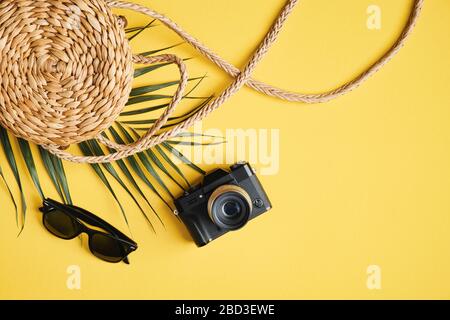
[175,162,272,247]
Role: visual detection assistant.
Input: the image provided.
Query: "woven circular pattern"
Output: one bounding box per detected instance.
[0,0,133,146]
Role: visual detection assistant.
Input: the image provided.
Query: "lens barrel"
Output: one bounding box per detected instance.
[207,185,252,230]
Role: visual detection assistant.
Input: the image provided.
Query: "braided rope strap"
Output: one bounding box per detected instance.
[2,0,424,163]
[110,0,424,103]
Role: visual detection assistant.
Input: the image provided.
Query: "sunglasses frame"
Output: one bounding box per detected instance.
[39,198,137,264]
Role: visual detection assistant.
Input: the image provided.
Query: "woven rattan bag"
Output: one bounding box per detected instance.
[0,0,423,163]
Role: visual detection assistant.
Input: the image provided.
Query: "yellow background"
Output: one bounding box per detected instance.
[1,0,449,299]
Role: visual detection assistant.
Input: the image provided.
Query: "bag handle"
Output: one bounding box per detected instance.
[95,53,188,155]
[44,0,424,163]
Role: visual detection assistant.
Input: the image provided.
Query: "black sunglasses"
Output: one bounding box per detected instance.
[39,199,137,264]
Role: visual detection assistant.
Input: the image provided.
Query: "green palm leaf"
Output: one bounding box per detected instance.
[120,102,170,117]
[126,94,174,106]
[134,62,172,79]
[17,139,44,200]
[161,142,206,175]
[38,147,67,204]
[100,131,163,228]
[109,127,172,210]
[125,125,186,191]
[127,95,213,129]
[154,144,191,189]
[126,94,207,106]
[84,139,156,232]
[0,162,18,218]
[134,55,188,78]
[130,77,203,97]
[128,20,156,41]
[106,127,166,225]
[125,23,156,34]
[121,76,208,118]
[50,154,72,205]
[78,142,131,231]
[115,125,175,199]
[137,43,184,57]
[0,127,26,233]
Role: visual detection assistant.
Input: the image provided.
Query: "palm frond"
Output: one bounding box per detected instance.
[17,139,44,200]
[0,161,17,217]
[154,144,191,189]
[127,20,156,41]
[50,154,72,205]
[161,142,206,176]
[125,23,155,34]
[106,126,167,225]
[124,95,213,129]
[82,140,156,232]
[116,125,176,200]
[130,77,203,97]
[0,127,26,233]
[101,131,164,228]
[0,22,224,234]
[120,102,170,117]
[77,142,129,230]
[134,62,173,79]
[137,43,184,58]
[38,147,68,204]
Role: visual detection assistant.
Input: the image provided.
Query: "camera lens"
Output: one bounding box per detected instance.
[223,201,241,217]
[207,185,252,230]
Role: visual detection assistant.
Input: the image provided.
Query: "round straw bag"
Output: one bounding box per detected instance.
[0,0,424,163]
[0,0,133,147]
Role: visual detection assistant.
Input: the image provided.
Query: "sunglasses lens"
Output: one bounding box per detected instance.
[90,233,126,263]
[44,210,81,239]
